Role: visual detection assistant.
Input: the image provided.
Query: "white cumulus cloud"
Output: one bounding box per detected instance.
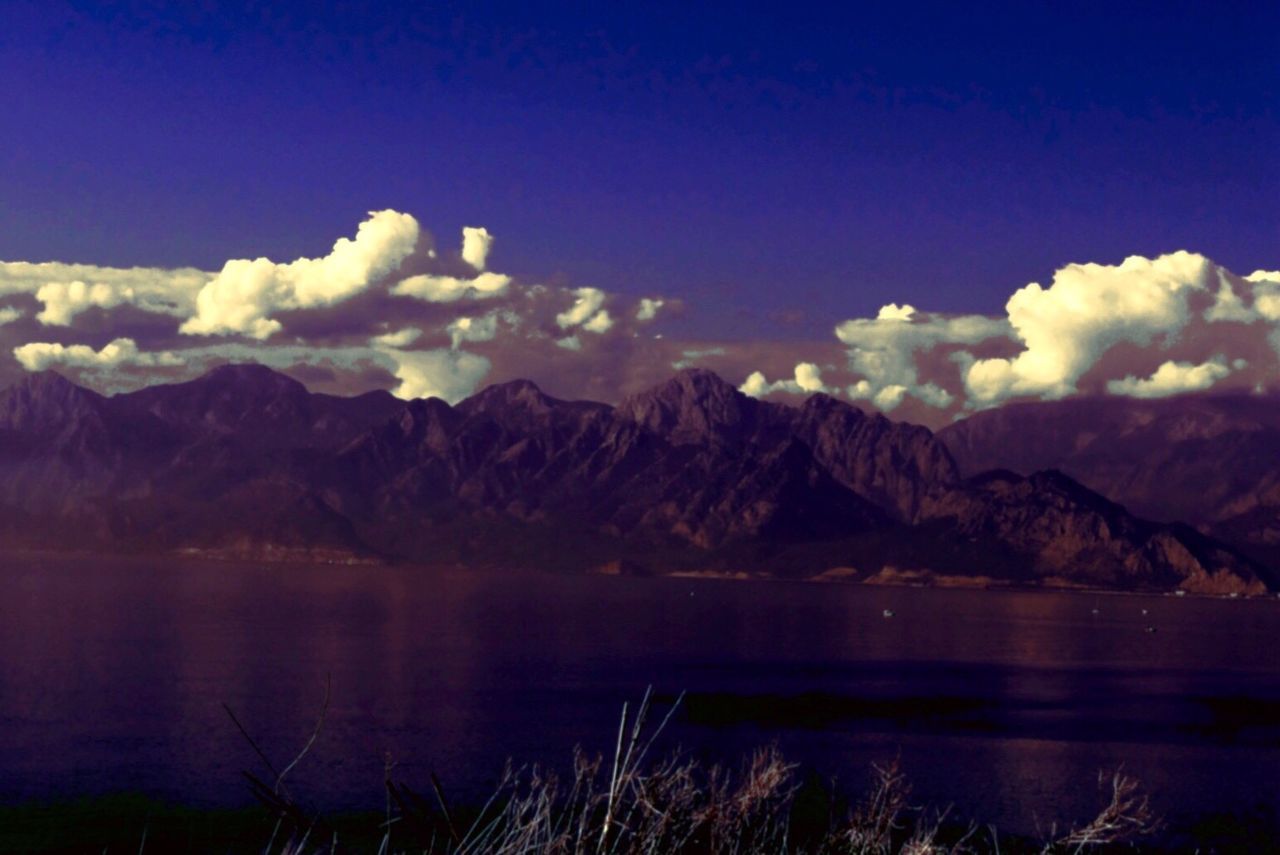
[1106,357,1235,398]
[836,305,1005,411]
[1242,270,1280,322]
[461,227,494,271]
[181,209,419,339]
[963,251,1214,405]
[875,303,917,321]
[384,348,491,402]
[849,381,911,411]
[14,337,183,371]
[582,309,614,334]
[636,298,664,321]
[740,362,833,397]
[392,271,511,303]
[0,260,208,326]
[556,287,611,333]
[447,314,500,349]
[372,328,422,348]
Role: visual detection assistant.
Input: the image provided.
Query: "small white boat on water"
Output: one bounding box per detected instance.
[882,609,895,618]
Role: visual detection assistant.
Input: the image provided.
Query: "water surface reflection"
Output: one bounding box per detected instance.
[0,557,1276,833]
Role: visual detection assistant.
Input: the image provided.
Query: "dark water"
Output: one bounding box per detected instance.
[1,557,1278,834]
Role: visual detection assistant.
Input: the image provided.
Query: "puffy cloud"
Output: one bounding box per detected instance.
[832,251,1280,414]
[848,378,948,411]
[823,255,1280,415]
[181,210,419,339]
[0,260,207,326]
[835,305,1006,411]
[1106,356,1236,399]
[582,309,614,334]
[739,372,768,396]
[383,348,491,402]
[556,287,611,333]
[1205,273,1255,323]
[392,271,511,303]
[963,252,1213,405]
[7,207,1272,425]
[846,381,909,411]
[876,303,917,321]
[36,281,129,325]
[636,298,664,321]
[874,386,908,410]
[740,362,833,397]
[1243,271,1280,322]
[0,211,685,404]
[793,362,828,393]
[391,227,513,303]
[372,328,422,348]
[1196,268,1280,325]
[447,314,500,349]
[461,227,493,271]
[14,337,182,371]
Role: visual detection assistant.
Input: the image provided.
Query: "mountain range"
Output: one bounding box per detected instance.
[0,364,1275,595]
[938,393,1280,573]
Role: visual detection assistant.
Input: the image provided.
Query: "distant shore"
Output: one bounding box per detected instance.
[6,547,1278,600]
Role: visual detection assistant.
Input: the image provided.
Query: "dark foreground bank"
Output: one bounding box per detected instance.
[2,728,1276,854]
[4,692,1278,854]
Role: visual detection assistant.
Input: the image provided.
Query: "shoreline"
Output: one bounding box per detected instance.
[4,546,1277,601]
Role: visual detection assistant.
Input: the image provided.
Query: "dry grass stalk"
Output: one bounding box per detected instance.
[1044,768,1157,853]
[219,688,1160,854]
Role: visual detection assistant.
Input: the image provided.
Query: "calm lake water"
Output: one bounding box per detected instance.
[1,556,1278,834]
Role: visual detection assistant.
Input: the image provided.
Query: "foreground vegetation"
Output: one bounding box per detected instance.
[4,690,1276,853]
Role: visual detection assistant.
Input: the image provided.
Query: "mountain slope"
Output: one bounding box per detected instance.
[0,366,1270,593]
[938,394,1280,567]
[918,470,1268,594]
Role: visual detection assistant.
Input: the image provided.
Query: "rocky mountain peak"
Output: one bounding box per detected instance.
[616,368,769,446]
[0,370,106,433]
[799,391,853,415]
[197,363,309,395]
[459,378,555,413]
[116,362,315,438]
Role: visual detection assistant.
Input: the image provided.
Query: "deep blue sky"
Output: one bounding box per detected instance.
[1,0,1276,339]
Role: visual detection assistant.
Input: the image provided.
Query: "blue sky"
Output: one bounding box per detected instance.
[0,1,1276,422]
[3,2,1275,324]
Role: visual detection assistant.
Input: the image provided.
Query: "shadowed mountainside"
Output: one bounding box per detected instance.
[939,394,1280,571]
[0,365,1272,594]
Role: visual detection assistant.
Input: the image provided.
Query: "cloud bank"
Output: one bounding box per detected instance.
[15,337,181,372]
[741,252,1280,420]
[0,260,207,326]
[2,211,1275,424]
